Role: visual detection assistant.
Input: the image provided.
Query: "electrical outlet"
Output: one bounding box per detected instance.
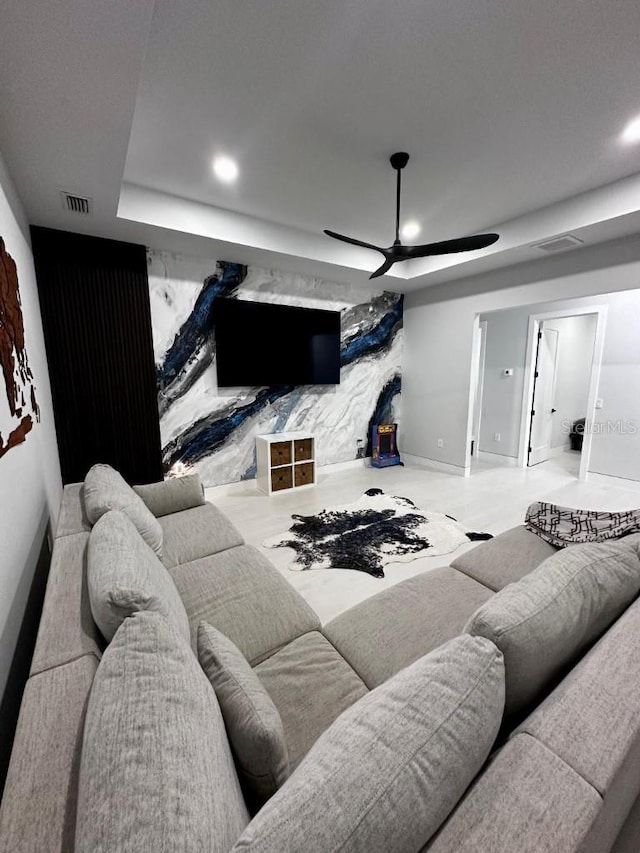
[437,438,444,448]
[494,432,501,442]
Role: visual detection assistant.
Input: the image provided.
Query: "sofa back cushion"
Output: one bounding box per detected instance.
[75,612,249,853]
[232,634,505,853]
[84,463,163,556]
[87,510,190,643]
[465,539,640,720]
[198,622,289,811]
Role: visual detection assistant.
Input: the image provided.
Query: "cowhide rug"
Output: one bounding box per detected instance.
[263,488,492,578]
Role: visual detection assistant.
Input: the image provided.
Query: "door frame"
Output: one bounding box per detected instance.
[528,326,559,467]
[516,305,608,480]
[470,320,487,457]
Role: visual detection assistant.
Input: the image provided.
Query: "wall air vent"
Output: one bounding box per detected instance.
[60,191,92,214]
[532,234,584,253]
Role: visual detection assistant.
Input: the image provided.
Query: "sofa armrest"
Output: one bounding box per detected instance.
[133,474,205,518]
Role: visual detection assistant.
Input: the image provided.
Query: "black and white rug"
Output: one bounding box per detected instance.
[263,488,492,578]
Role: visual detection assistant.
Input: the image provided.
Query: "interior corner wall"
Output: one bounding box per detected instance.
[402,237,640,479]
[0,152,62,708]
[148,252,403,486]
[477,309,529,458]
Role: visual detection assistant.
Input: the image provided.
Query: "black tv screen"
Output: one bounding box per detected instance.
[213,298,341,387]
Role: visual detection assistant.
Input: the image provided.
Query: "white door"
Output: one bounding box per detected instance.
[528,327,559,466]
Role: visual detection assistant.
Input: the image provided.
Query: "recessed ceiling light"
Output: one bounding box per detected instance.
[401,220,421,241]
[620,115,640,145]
[213,155,239,183]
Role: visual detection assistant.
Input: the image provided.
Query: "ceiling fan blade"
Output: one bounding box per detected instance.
[369,257,396,280]
[323,230,383,253]
[407,233,499,258]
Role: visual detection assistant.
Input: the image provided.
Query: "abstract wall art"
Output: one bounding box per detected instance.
[0,235,40,460]
[148,252,403,487]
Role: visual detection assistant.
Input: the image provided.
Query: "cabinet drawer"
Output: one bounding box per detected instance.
[270,441,292,466]
[271,467,293,492]
[294,462,314,487]
[294,438,313,461]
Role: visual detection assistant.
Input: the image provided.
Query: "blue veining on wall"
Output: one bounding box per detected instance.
[160,291,403,474]
[365,373,402,457]
[163,384,296,470]
[156,261,246,397]
[148,252,404,485]
[341,295,403,366]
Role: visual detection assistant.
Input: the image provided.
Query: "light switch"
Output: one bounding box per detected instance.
[595,398,603,409]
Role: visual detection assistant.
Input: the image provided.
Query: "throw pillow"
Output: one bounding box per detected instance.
[75,611,249,852]
[232,634,504,853]
[465,538,640,719]
[84,463,163,557]
[133,473,205,518]
[198,621,289,810]
[87,510,190,643]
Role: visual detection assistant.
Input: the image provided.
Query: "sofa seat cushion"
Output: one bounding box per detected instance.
[55,482,91,538]
[160,503,244,567]
[254,631,368,770]
[87,510,191,643]
[465,539,640,720]
[514,597,640,811]
[235,635,505,853]
[0,655,98,853]
[426,733,601,853]
[451,525,557,592]
[198,622,289,811]
[30,531,103,677]
[169,545,320,664]
[323,567,494,689]
[75,612,249,853]
[84,463,164,557]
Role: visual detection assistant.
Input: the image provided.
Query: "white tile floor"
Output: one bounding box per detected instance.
[206,454,640,625]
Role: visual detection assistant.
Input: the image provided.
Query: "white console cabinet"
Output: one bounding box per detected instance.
[256,432,316,495]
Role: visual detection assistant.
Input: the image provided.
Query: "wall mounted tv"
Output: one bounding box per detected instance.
[213,298,341,387]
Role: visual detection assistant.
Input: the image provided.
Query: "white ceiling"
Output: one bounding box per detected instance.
[1,0,640,291]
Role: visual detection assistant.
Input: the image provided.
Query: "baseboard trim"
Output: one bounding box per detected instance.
[204,457,369,499]
[403,453,470,478]
[585,471,640,490]
[474,450,518,466]
[549,443,573,458]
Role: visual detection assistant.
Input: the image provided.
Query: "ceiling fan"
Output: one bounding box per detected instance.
[324,152,499,279]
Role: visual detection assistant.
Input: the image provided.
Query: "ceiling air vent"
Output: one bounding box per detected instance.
[60,191,92,215]
[532,234,584,253]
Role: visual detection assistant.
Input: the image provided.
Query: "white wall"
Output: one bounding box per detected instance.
[477,311,596,457]
[544,315,596,449]
[402,235,640,478]
[0,150,61,701]
[477,310,528,457]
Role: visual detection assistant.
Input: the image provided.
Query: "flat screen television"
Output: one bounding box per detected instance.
[213,298,341,387]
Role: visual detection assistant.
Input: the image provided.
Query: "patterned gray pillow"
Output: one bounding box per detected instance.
[88,510,190,643]
[75,612,249,852]
[232,634,504,853]
[84,463,163,557]
[198,622,289,810]
[465,538,640,718]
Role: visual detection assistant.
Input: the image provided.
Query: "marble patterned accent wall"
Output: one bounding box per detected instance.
[148,251,403,487]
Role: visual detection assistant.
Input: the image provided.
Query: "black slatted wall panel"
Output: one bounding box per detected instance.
[31,227,163,485]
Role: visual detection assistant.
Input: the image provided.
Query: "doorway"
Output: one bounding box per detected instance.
[518,307,607,480]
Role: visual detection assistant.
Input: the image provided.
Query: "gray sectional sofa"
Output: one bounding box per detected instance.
[2,471,640,852]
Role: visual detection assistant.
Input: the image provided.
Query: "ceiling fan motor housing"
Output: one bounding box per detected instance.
[390,151,410,170]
